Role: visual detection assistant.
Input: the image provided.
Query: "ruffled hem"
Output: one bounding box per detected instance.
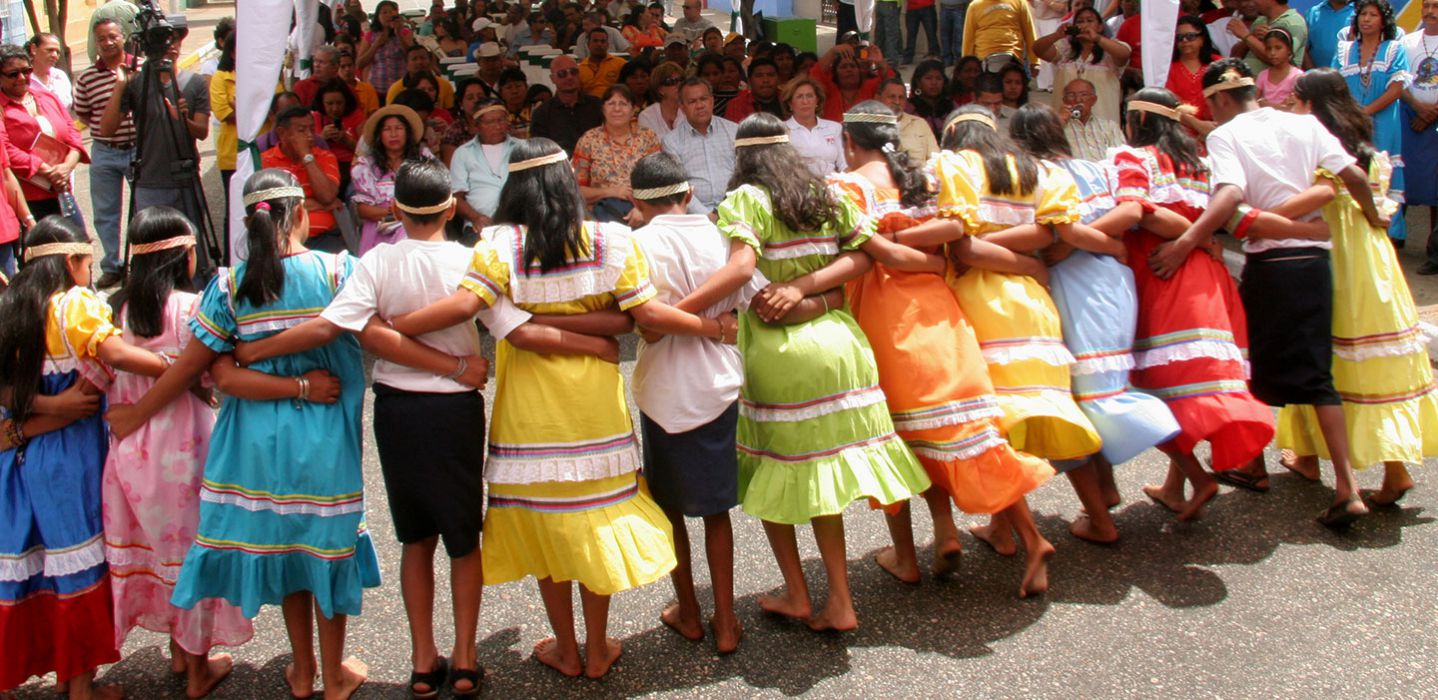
[1071,352,1136,376]
[485,441,642,485]
[1133,339,1247,371]
[993,390,1104,461]
[1330,336,1428,362]
[0,578,119,689]
[1078,393,1182,465]
[480,475,676,595]
[906,429,1055,514]
[170,532,381,619]
[112,573,254,654]
[738,432,931,524]
[981,342,1076,367]
[1276,389,1438,470]
[1161,392,1275,470]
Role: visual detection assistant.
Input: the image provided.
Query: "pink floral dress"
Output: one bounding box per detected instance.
[102,292,252,655]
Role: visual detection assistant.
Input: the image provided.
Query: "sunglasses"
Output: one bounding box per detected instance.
[660,76,682,86]
[1176,31,1204,41]
[554,68,578,78]
[2,68,32,79]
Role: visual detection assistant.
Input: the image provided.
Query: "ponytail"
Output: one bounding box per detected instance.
[238,169,305,307]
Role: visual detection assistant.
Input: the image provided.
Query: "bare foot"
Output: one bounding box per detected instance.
[969,522,1017,556]
[92,686,125,700]
[1103,490,1122,509]
[532,638,582,678]
[1278,450,1321,481]
[1178,480,1218,522]
[285,661,317,699]
[170,639,187,675]
[874,545,921,584]
[186,654,234,699]
[710,613,742,655]
[660,602,704,641]
[931,536,962,577]
[1369,472,1416,506]
[806,602,858,632]
[1142,484,1185,514]
[583,637,622,679]
[1019,538,1056,599]
[1068,514,1118,544]
[758,591,811,621]
[322,658,367,700]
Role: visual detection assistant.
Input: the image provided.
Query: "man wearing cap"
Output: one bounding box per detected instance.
[259,106,344,249]
[723,57,785,121]
[87,0,138,63]
[473,42,506,97]
[663,35,693,71]
[580,28,627,98]
[531,56,605,153]
[671,1,717,44]
[451,100,521,233]
[386,44,457,108]
[574,11,632,59]
[724,32,747,59]
[662,77,737,215]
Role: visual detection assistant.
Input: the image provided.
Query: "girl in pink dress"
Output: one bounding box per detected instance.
[102,208,252,698]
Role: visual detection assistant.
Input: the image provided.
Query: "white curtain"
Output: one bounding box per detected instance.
[1141,0,1180,89]
[232,0,318,262]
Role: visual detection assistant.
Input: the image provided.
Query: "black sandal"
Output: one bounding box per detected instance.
[408,657,448,699]
[448,666,484,698]
[1316,500,1365,529]
[1211,469,1270,493]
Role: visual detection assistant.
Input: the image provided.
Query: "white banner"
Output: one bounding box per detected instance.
[1141,0,1181,89]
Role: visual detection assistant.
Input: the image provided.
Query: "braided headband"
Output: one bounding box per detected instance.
[944,112,996,131]
[473,103,508,120]
[242,186,306,206]
[1201,72,1255,98]
[843,112,897,124]
[129,235,196,256]
[632,181,691,199]
[1126,100,1195,122]
[24,242,93,262]
[734,134,789,147]
[509,150,568,172]
[396,196,455,215]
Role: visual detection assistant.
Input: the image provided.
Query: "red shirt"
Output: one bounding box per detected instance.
[0,86,86,202]
[260,145,341,235]
[1117,15,1143,69]
[312,109,365,164]
[811,63,889,122]
[0,123,18,245]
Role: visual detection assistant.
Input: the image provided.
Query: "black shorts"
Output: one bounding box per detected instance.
[373,384,487,557]
[641,402,740,518]
[1239,248,1340,407]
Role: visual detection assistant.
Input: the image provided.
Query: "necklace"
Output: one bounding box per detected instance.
[1358,39,1380,89]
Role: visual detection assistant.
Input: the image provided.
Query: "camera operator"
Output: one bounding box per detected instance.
[98,27,212,269]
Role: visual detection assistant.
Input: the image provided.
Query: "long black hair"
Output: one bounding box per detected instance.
[728,112,840,232]
[1172,15,1219,63]
[1350,0,1399,42]
[941,104,1038,196]
[1124,87,1207,177]
[238,169,305,307]
[1067,7,1106,65]
[1009,102,1072,161]
[363,112,424,167]
[217,23,236,72]
[0,218,90,423]
[843,100,929,207]
[493,138,589,272]
[371,0,400,33]
[109,207,197,339]
[312,78,359,117]
[1295,68,1378,170]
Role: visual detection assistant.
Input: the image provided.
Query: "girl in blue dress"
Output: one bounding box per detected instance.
[106,170,380,700]
[1334,0,1410,243]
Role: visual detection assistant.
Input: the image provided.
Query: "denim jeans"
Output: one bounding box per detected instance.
[904,5,939,63]
[939,3,969,64]
[0,241,14,277]
[88,141,133,275]
[874,2,903,67]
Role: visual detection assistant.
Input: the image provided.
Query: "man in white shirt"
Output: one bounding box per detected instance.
[670,0,717,44]
[1059,78,1125,161]
[1401,0,1438,273]
[573,10,631,59]
[1153,59,1385,524]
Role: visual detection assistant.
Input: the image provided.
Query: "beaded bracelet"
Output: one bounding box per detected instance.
[3,418,26,449]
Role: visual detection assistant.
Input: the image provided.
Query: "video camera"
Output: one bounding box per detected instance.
[131,0,190,64]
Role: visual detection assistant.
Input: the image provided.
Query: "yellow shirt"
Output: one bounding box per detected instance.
[210,69,237,171]
[579,55,627,99]
[351,80,380,115]
[44,287,120,386]
[385,73,456,109]
[961,0,1039,67]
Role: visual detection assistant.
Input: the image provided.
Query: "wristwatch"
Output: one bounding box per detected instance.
[302,153,317,165]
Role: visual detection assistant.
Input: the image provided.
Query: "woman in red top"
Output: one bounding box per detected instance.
[1165,15,1221,141]
[0,46,84,225]
[311,79,365,195]
[810,43,895,122]
[0,123,33,275]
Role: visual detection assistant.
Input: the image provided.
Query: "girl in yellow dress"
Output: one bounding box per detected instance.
[390,138,733,679]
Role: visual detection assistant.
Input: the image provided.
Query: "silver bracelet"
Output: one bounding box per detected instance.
[445,357,468,381]
[296,376,309,401]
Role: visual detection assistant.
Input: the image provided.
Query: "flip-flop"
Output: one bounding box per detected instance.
[1212,469,1270,493]
[1316,500,1365,529]
[408,657,448,699]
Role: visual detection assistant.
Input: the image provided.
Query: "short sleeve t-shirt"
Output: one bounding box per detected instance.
[1402,31,1438,105]
[119,68,211,189]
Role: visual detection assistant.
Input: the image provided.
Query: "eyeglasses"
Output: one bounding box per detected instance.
[2,68,32,79]
[660,76,682,86]
[1176,31,1203,41]
[553,68,578,78]
[1064,91,1094,99]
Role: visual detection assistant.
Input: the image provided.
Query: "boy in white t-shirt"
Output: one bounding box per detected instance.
[231,159,619,695]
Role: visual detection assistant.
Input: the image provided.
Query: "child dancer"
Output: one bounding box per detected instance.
[389,138,723,678]
[102,208,253,698]
[829,101,1057,594]
[673,112,935,626]
[1006,103,1182,543]
[0,217,189,700]
[107,170,381,700]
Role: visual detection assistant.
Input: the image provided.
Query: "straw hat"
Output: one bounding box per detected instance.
[360,104,425,150]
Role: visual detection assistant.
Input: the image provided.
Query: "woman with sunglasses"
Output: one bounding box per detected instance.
[638,61,685,140]
[0,44,85,228]
[1167,15,1222,139]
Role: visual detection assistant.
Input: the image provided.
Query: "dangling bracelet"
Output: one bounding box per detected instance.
[3,418,27,449]
[295,376,310,402]
[445,357,468,381]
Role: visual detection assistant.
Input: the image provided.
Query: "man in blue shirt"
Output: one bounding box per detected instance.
[1305,0,1354,69]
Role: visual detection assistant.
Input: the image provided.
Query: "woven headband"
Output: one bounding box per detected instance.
[396,196,455,215]
[473,103,508,120]
[632,181,691,199]
[843,112,898,124]
[129,235,196,257]
[734,134,789,147]
[1201,72,1256,98]
[24,242,92,262]
[509,150,568,172]
[1126,100,1189,121]
[944,112,995,131]
[242,186,306,206]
